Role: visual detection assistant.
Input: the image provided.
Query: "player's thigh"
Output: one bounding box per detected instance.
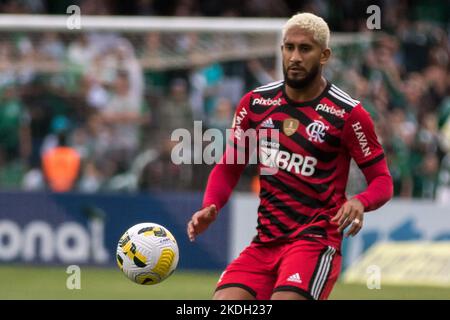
[271,291,308,300]
[213,287,256,300]
[273,241,341,300]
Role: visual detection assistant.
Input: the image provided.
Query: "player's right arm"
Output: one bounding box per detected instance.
[187,92,253,241]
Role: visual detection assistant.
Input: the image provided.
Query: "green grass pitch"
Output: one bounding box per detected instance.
[1,265,449,300]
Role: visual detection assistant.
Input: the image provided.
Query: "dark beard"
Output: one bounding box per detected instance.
[283,63,320,89]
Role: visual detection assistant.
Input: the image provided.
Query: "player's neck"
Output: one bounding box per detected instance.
[285,76,327,103]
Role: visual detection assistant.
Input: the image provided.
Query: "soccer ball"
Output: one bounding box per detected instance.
[116,222,179,285]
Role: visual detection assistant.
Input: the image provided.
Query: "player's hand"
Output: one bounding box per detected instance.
[187,204,218,242]
[331,198,365,238]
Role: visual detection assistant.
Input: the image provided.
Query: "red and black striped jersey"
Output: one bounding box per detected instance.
[229,80,386,247]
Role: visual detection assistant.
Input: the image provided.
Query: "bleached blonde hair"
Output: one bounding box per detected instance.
[282,12,330,49]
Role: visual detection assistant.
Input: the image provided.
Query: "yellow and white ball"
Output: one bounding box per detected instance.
[116,223,179,285]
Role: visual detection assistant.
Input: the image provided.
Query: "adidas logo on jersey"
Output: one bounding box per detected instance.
[261,118,275,128]
[315,103,345,118]
[287,273,302,284]
[252,97,282,107]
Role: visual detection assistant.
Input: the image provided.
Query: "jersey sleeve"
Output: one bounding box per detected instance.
[202,92,254,211]
[342,104,385,168]
[342,104,393,211]
[228,91,253,155]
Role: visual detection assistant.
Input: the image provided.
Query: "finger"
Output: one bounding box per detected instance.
[349,215,364,236]
[344,220,358,237]
[332,205,346,223]
[345,219,362,237]
[187,221,195,241]
[187,220,192,234]
[188,220,195,235]
[338,208,355,233]
[352,223,363,236]
[337,217,349,233]
[192,216,199,227]
[338,206,351,226]
[331,207,343,222]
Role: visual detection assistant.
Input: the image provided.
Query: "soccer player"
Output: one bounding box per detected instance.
[187,12,393,300]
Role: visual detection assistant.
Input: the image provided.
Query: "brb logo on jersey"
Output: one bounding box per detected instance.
[306,120,329,143]
[259,140,317,176]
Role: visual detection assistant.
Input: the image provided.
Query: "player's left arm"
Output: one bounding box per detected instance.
[332,104,393,237]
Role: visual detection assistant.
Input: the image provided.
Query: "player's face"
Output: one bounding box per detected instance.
[281,27,330,89]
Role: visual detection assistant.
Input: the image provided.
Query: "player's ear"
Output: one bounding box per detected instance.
[320,48,331,65]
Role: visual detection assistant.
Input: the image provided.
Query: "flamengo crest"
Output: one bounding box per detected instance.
[306,120,329,143]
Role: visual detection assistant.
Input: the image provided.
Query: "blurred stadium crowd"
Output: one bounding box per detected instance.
[0,0,449,201]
